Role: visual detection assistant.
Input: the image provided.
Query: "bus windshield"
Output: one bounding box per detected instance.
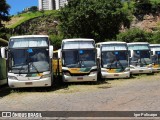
[101,51,128,69]
[152,51,160,64]
[63,49,96,68]
[131,50,151,66]
[9,37,48,48]
[9,48,50,73]
[128,44,149,50]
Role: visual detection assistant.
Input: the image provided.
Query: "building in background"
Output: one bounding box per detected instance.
[56,0,68,10]
[38,0,68,10]
[38,0,55,10]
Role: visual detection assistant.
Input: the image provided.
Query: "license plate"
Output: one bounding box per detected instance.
[77,77,83,80]
[25,82,33,85]
[139,70,143,72]
[114,74,119,76]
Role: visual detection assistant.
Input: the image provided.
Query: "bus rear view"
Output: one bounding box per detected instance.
[1,35,53,88]
[127,42,152,74]
[61,38,98,82]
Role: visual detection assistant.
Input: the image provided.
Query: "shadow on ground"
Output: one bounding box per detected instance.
[1,75,138,93]
[8,78,111,93]
[0,85,11,98]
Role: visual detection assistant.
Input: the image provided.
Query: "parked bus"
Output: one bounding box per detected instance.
[96,41,130,79]
[60,38,98,82]
[0,40,8,86]
[127,42,152,74]
[1,35,53,88]
[0,49,7,85]
[150,44,160,72]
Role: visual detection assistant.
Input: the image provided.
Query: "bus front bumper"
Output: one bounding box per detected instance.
[101,71,130,79]
[130,68,152,74]
[152,68,160,72]
[8,77,52,88]
[63,73,97,82]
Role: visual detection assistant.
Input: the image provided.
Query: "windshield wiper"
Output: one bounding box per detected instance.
[79,60,86,68]
[116,59,124,71]
[109,60,115,69]
[18,64,27,75]
[141,58,148,65]
[29,62,40,74]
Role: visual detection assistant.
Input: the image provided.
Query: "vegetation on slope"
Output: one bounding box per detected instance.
[5,10,59,28]
[2,0,160,47]
[0,38,8,46]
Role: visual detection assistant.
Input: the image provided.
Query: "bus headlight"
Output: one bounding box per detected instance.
[124,68,130,72]
[147,64,152,68]
[8,76,18,80]
[63,72,71,76]
[102,70,107,72]
[130,66,135,69]
[90,71,97,75]
[40,74,51,79]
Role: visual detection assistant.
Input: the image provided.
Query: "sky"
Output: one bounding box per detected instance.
[6,0,38,15]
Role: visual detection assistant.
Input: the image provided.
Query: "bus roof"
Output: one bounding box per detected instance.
[10,35,49,39]
[150,44,160,47]
[127,42,149,45]
[96,41,126,45]
[62,38,94,42]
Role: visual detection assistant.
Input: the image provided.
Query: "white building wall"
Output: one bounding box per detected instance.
[38,0,67,10]
[55,0,60,10]
[38,0,43,10]
[48,0,53,10]
[59,0,68,8]
[38,0,55,10]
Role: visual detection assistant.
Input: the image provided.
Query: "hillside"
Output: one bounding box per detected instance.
[131,14,160,32]
[6,11,160,36]
[4,10,59,36]
[0,38,8,46]
[3,6,160,47]
[5,10,58,28]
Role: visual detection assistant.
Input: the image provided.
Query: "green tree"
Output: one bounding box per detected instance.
[0,0,10,27]
[0,0,10,43]
[116,28,152,43]
[29,6,38,12]
[59,0,132,42]
[50,34,63,50]
[151,31,160,43]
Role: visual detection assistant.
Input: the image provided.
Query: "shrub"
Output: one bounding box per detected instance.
[49,34,63,50]
[116,28,153,43]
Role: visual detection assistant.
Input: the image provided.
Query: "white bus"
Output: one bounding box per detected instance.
[60,38,98,82]
[127,42,152,74]
[0,50,7,85]
[96,41,130,79]
[150,44,160,72]
[1,35,53,88]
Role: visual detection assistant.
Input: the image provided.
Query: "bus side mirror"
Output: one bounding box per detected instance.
[1,47,7,60]
[128,51,131,57]
[58,49,61,59]
[150,51,153,55]
[96,48,100,58]
[49,45,53,58]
